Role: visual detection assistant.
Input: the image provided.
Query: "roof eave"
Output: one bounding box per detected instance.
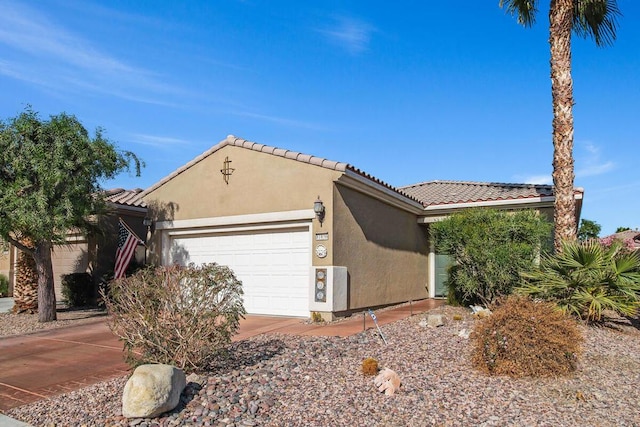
[337,169,425,214]
[417,195,556,223]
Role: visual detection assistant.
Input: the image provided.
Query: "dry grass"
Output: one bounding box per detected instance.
[471,295,583,377]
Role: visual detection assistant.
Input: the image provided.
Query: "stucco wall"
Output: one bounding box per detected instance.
[47,211,147,303]
[144,145,340,264]
[332,184,430,310]
[51,237,90,301]
[145,146,340,220]
[44,211,146,302]
[0,245,12,295]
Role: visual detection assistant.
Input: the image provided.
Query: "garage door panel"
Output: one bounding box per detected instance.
[171,227,310,316]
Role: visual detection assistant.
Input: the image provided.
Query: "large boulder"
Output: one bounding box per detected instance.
[122,364,186,418]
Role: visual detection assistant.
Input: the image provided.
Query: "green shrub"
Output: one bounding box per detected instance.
[431,208,552,306]
[0,273,8,297]
[518,240,640,322]
[102,263,246,371]
[471,295,583,377]
[61,273,94,307]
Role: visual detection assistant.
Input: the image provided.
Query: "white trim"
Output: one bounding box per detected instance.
[424,196,555,211]
[167,223,310,237]
[418,216,448,224]
[156,209,315,231]
[428,240,435,298]
[416,197,560,224]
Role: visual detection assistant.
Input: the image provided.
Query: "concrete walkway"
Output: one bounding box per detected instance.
[0,299,443,414]
[0,298,14,314]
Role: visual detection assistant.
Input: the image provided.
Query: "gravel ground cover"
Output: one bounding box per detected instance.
[6,306,640,427]
[0,308,108,338]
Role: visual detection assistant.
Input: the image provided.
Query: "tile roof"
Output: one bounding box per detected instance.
[604,229,640,249]
[399,180,562,207]
[140,135,585,211]
[104,188,146,208]
[142,135,421,204]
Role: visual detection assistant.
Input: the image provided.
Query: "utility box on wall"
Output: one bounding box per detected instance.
[309,266,348,312]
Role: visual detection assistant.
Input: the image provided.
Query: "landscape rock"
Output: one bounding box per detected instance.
[186,373,206,387]
[426,314,444,328]
[373,368,401,396]
[122,364,186,418]
[470,305,492,318]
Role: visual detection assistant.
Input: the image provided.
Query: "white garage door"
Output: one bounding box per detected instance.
[171,227,310,317]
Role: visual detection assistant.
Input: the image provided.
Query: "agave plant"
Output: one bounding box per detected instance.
[518,240,640,322]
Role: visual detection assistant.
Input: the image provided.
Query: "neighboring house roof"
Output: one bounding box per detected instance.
[400,180,560,207]
[105,188,147,209]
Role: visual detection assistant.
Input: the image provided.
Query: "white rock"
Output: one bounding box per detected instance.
[122,364,186,418]
[458,329,471,339]
[470,305,492,318]
[426,314,444,328]
[373,368,401,396]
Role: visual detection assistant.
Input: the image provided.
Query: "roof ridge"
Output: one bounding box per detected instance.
[225,135,350,172]
[141,135,354,197]
[401,180,554,189]
[141,135,423,207]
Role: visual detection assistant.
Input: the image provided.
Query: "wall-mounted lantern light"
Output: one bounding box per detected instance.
[142,216,153,230]
[313,196,325,224]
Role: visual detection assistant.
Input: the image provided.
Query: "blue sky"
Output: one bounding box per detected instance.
[1,1,638,235]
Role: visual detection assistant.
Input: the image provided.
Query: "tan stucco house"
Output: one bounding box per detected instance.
[141,135,584,319]
[0,189,147,301]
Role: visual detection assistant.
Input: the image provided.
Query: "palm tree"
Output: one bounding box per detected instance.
[499,0,620,251]
[13,244,39,314]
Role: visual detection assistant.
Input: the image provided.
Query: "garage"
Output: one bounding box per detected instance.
[170,226,311,317]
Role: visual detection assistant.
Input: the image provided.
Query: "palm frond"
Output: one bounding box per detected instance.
[520,239,640,323]
[573,0,621,47]
[499,0,538,27]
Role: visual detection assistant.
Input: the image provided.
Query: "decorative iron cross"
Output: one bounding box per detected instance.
[220,156,235,184]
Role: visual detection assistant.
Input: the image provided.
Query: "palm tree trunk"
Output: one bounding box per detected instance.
[34,241,57,322]
[549,0,577,251]
[12,249,38,314]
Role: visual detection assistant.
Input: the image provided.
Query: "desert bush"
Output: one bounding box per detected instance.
[599,234,637,252]
[518,240,640,322]
[61,273,94,307]
[0,273,8,297]
[362,357,379,376]
[471,295,583,377]
[431,208,552,306]
[102,263,246,371]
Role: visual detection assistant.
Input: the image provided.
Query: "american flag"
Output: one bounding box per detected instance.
[114,219,142,279]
